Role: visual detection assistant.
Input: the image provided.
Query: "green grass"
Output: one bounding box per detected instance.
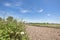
[28,23,60,29]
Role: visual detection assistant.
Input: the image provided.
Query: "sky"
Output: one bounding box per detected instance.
[0,0,60,23]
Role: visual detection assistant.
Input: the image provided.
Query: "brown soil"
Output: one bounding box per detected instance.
[26,25,60,40]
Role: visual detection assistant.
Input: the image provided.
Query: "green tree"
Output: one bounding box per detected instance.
[6,16,13,22]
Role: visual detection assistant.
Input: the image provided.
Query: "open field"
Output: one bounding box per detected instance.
[27,23,60,29]
[26,25,60,40]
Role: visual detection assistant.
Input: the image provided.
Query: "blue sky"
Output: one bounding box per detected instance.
[0,0,60,23]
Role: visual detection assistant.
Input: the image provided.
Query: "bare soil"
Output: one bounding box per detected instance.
[26,25,60,40]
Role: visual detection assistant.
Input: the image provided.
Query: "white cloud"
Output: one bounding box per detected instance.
[15,4,20,6]
[4,3,11,6]
[15,2,22,7]
[47,14,51,16]
[38,9,44,13]
[4,2,22,7]
[20,10,30,13]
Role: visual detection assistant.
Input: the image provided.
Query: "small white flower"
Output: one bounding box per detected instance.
[20,32,24,35]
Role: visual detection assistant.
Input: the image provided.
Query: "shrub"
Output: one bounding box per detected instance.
[0,16,27,40]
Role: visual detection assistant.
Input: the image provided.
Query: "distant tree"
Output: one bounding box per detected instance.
[0,17,2,21]
[0,17,3,25]
[6,16,13,22]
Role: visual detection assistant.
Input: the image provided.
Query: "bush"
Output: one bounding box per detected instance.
[0,16,27,40]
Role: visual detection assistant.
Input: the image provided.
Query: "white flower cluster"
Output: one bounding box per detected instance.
[20,32,24,35]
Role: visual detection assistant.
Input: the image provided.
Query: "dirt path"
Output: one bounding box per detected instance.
[26,25,60,40]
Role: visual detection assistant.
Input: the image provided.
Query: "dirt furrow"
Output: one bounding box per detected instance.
[26,25,60,40]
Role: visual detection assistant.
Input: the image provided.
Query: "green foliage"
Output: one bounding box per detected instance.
[29,23,60,28]
[0,16,27,40]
